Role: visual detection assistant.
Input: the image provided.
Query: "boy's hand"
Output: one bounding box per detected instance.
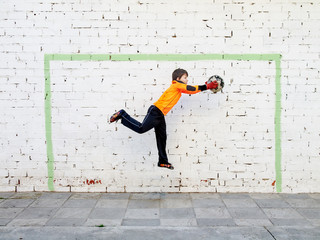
[205,80,218,90]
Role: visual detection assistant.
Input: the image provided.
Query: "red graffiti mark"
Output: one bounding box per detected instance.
[272,180,276,186]
[200,179,208,182]
[85,179,102,185]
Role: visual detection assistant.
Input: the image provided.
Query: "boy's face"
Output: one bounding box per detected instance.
[178,74,188,84]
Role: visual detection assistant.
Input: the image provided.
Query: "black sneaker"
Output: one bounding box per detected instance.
[110,110,124,123]
[158,162,174,170]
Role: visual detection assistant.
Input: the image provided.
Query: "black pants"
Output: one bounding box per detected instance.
[121,105,168,163]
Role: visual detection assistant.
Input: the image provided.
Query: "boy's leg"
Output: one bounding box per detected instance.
[121,107,155,134]
[154,117,169,163]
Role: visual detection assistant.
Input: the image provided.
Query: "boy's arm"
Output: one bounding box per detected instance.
[179,84,201,94]
[178,82,218,94]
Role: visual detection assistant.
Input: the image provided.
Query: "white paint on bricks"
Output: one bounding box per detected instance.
[0,0,319,193]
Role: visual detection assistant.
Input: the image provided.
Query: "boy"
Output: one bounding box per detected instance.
[109,68,219,170]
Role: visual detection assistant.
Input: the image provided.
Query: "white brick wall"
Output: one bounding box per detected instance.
[0,0,319,193]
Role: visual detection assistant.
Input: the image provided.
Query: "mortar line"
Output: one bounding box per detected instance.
[42,194,70,226]
[219,193,235,223]
[121,193,132,226]
[86,193,102,227]
[264,226,277,240]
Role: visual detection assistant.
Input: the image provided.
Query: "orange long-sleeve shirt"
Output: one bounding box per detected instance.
[154,80,203,116]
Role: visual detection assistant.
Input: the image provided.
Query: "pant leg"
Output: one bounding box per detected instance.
[154,116,168,163]
[121,107,155,134]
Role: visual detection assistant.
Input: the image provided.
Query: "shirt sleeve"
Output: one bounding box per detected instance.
[176,83,204,94]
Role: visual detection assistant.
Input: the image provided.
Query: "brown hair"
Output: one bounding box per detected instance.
[172,68,188,80]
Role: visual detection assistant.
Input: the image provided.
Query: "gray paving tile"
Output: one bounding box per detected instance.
[286,199,320,208]
[160,198,192,208]
[10,192,42,199]
[296,208,320,219]
[53,208,92,219]
[190,193,221,199]
[101,193,130,199]
[16,207,57,219]
[7,218,47,226]
[254,199,291,208]
[194,207,231,219]
[0,208,24,218]
[270,218,312,226]
[228,207,268,219]
[220,193,251,199]
[309,219,320,226]
[0,225,280,240]
[84,219,122,227]
[30,198,66,208]
[128,199,160,209]
[267,226,320,240]
[249,193,281,199]
[2,191,320,237]
[95,199,128,208]
[309,193,320,199]
[223,198,258,208]
[280,193,311,199]
[121,219,160,226]
[0,218,12,226]
[262,208,303,219]
[89,208,126,219]
[0,192,15,199]
[124,208,159,219]
[160,208,195,219]
[263,227,291,240]
[130,193,161,200]
[192,198,225,208]
[160,193,191,199]
[0,199,34,208]
[46,218,86,226]
[234,218,273,226]
[197,218,236,226]
[284,226,320,236]
[70,193,101,199]
[216,226,276,240]
[160,218,197,226]
[62,199,97,208]
[39,192,72,199]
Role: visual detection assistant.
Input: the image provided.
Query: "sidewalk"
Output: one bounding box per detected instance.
[0,192,319,239]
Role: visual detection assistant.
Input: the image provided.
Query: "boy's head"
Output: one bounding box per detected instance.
[172,68,188,84]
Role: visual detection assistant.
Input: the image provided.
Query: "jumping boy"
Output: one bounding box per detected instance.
[109,68,220,170]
